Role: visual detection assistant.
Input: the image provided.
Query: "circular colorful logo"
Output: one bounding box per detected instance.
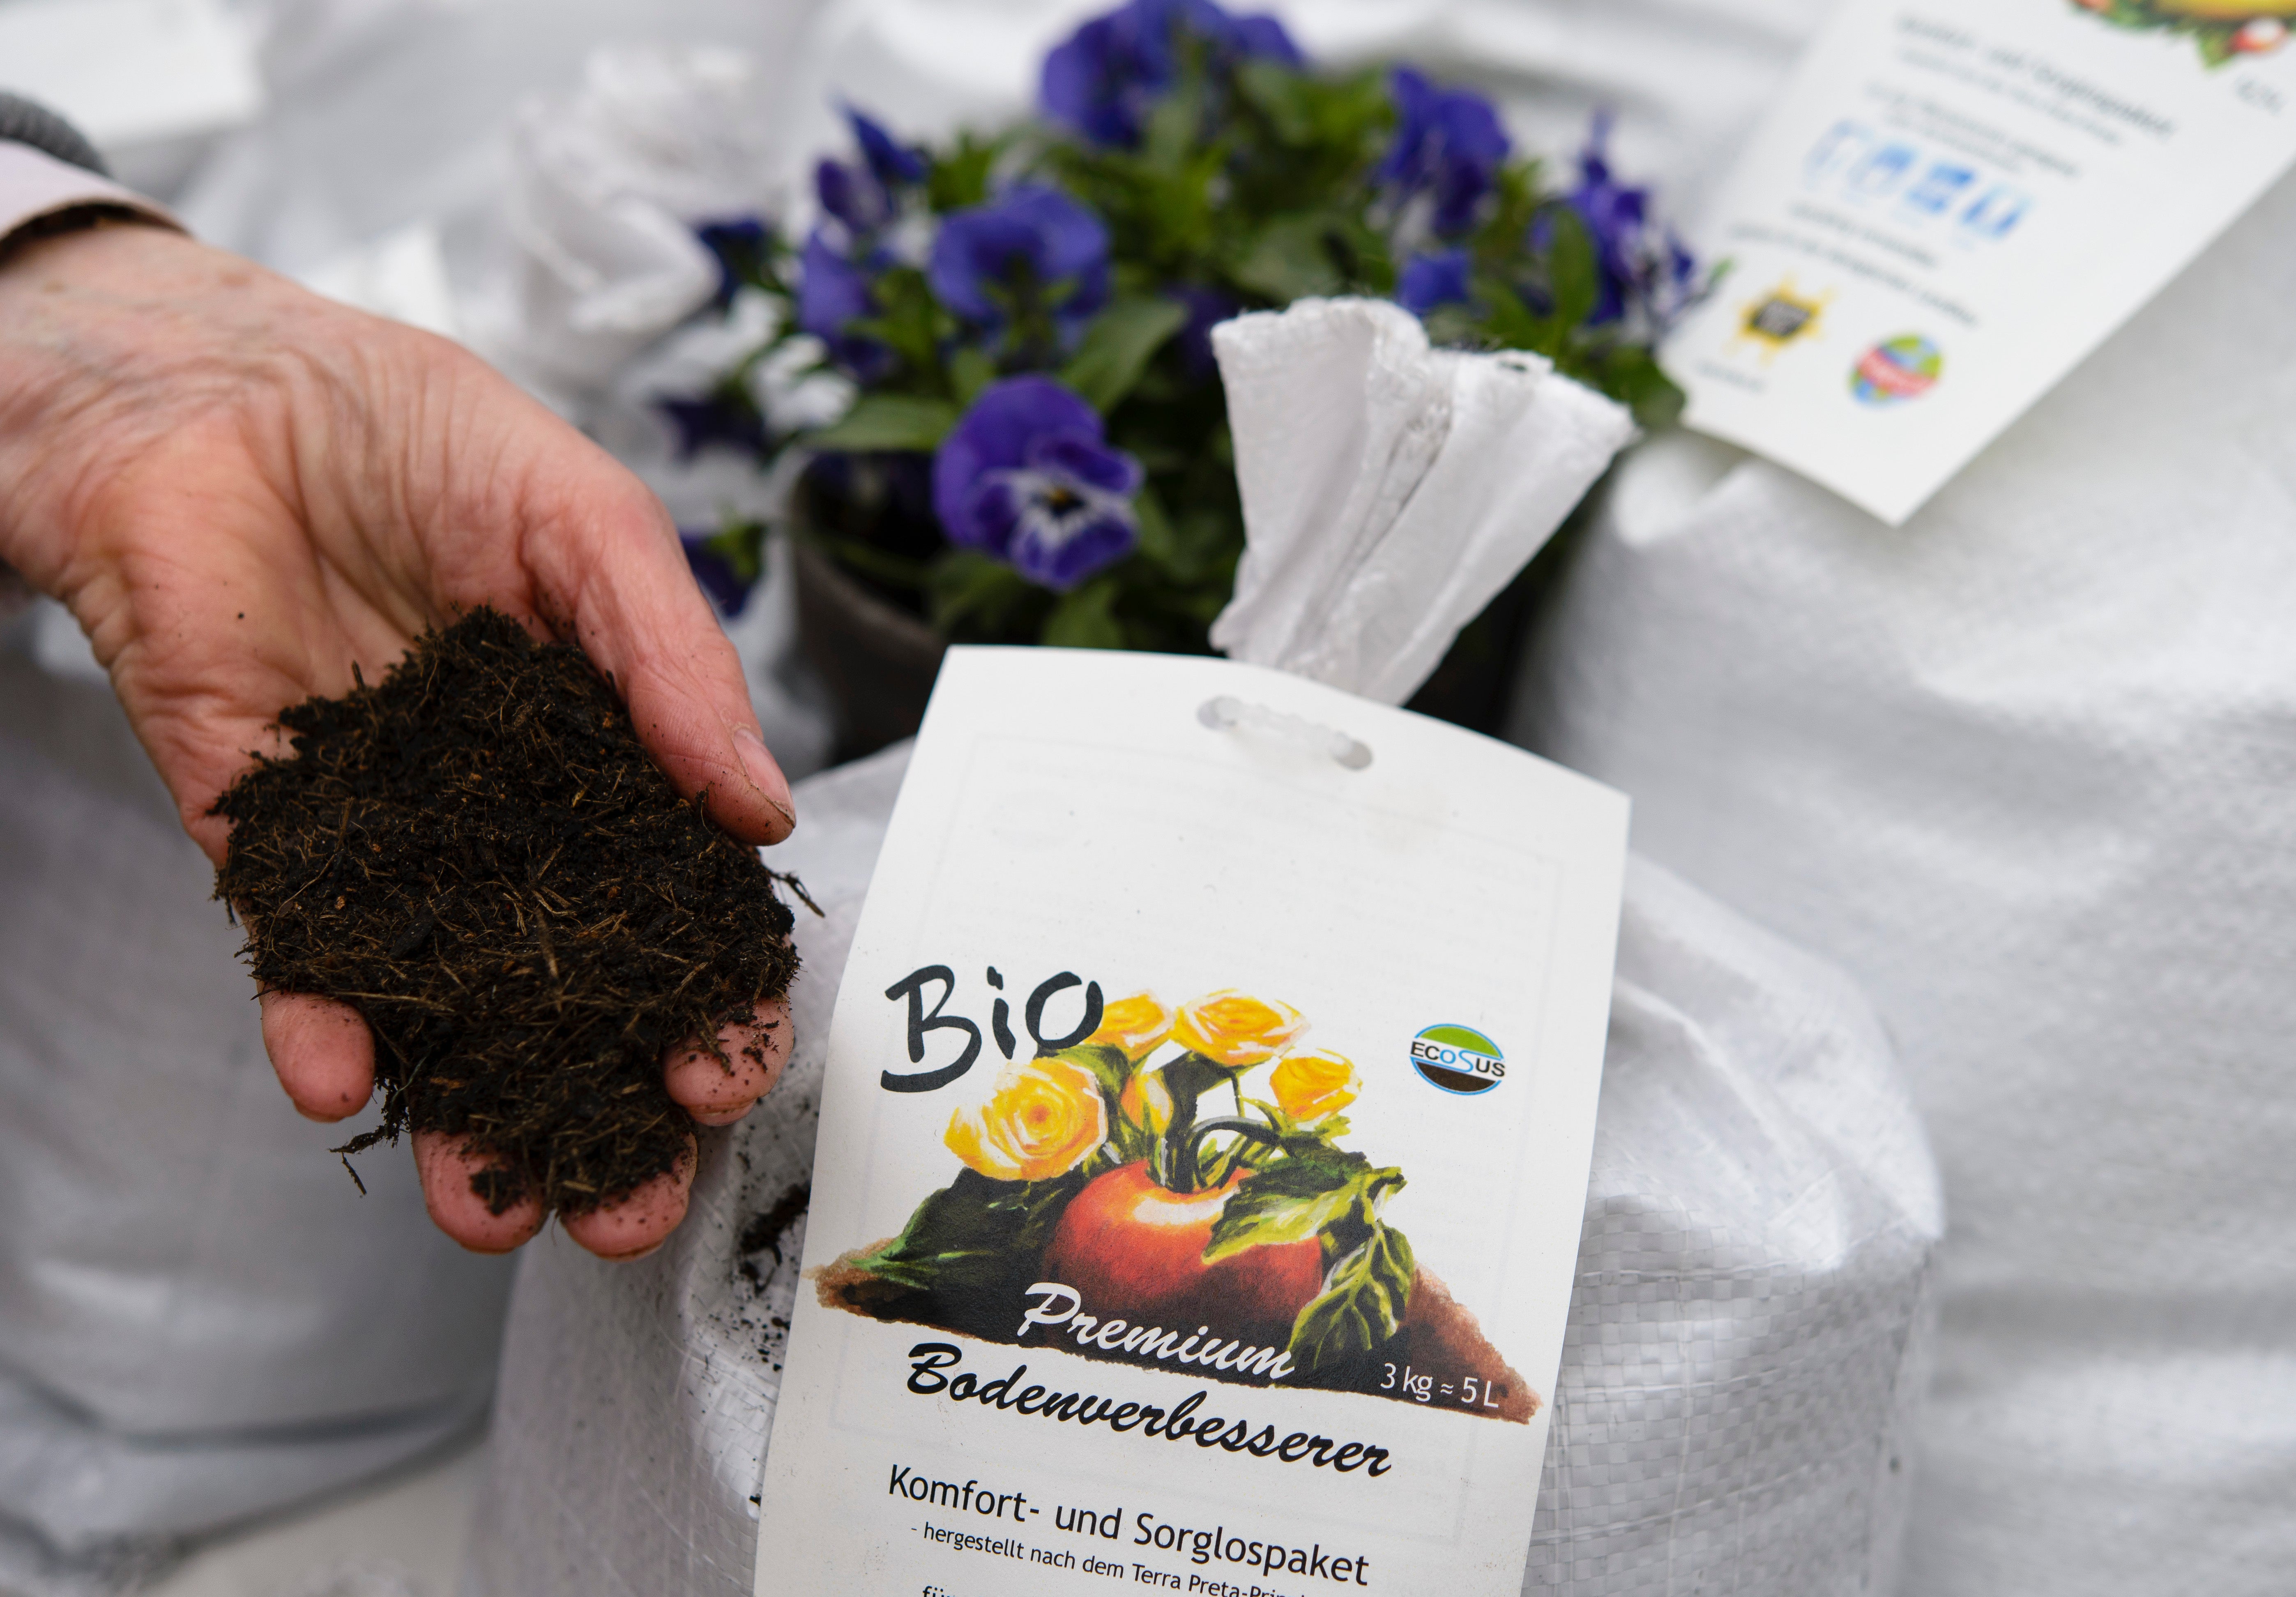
[1410,1024,1505,1095]
[1851,335,1943,406]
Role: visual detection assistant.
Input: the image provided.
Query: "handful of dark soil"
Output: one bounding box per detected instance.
[212,608,799,1215]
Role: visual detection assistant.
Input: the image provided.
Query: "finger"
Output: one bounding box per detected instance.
[414,1131,546,1253]
[508,461,797,847]
[560,1137,696,1261]
[259,991,376,1121]
[663,999,793,1127]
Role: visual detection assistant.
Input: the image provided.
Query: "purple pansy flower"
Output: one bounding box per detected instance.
[1040,0,1303,149]
[929,184,1112,350]
[932,376,1143,591]
[1396,248,1472,316]
[851,107,928,190]
[797,229,894,381]
[1381,67,1511,237]
[800,109,926,380]
[1567,113,1698,328]
[814,106,926,235]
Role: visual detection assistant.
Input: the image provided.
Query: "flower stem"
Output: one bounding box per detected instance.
[1174,1115,1280,1192]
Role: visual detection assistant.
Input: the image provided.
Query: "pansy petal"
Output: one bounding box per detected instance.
[797,230,873,336]
[847,105,927,187]
[951,474,1027,557]
[1231,11,1304,63]
[1013,507,1137,591]
[1397,248,1473,316]
[1030,431,1143,496]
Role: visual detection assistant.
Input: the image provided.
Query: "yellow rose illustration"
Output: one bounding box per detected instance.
[945,1055,1108,1182]
[1173,990,1308,1067]
[1089,991,1176,1062]
[1119,1066,1174,1135]
[1270,1048,1360,1122]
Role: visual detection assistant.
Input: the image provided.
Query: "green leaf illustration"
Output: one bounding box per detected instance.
[1288,1220,1415,1374]
[854,1166,1082,1294]
[1201,1149,1380,1263]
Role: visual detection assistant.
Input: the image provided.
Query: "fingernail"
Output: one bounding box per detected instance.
[733,726,797,830]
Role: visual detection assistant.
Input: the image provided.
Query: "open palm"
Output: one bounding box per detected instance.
[0,222,798,1259]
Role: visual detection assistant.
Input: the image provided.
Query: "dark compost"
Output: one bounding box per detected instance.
[211,607,799,1215]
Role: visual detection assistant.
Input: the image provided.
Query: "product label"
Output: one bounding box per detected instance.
[1665,0,2296,523]
[754,648,1627,1597]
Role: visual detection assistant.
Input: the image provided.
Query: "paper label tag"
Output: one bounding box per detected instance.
[755,648,1626,1597]
[1664,0,2296,523]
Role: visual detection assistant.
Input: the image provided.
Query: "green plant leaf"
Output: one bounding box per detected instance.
[845,265,952,375]
[928,130,1005,211]
[928,549,1046,638]
[807,394,963,452]
[949,346,998,407]
[701,517,769,585]
[1231,213,1344,302]
[1287,1221,1415,1374]
[808,529,932,592]
[1059,296,1190,412]
[1546,206,1600,337]
[1040,578,1126,649]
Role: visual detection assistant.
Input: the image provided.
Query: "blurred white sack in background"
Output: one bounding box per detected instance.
[481,44,779,398]
[0,0,264,195]
[299,218,459,338]
[1510,131,2296,1597]
[0,612,515,1597]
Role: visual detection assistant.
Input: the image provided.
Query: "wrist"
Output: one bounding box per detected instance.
[0,224,228,593]
[0,121,184,597]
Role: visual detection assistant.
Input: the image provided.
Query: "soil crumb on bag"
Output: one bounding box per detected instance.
[212,607,799,1215]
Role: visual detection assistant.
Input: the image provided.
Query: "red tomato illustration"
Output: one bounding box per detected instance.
[1044,1161,1323,1340]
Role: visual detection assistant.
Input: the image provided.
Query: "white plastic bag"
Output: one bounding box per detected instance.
[1507,159,2296,1597]
[1210,300,1633,705]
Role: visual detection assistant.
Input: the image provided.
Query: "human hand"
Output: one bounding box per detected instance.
[0,221,796,1260]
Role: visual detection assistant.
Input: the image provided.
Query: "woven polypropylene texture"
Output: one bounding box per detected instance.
[0,610,511,1596]
[462,745,1939,1597]
[1506,155,2296,1597]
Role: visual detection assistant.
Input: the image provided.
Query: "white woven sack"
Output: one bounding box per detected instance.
[1506,161,2296,1597]
[0,610,514,1597]
[461,743,1940,1597]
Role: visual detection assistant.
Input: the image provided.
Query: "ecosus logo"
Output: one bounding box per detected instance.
[1409,1025,1504,1095]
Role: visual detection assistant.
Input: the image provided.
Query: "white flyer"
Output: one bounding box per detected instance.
[755,647,1627,1597]
[1665,0,2296,523]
